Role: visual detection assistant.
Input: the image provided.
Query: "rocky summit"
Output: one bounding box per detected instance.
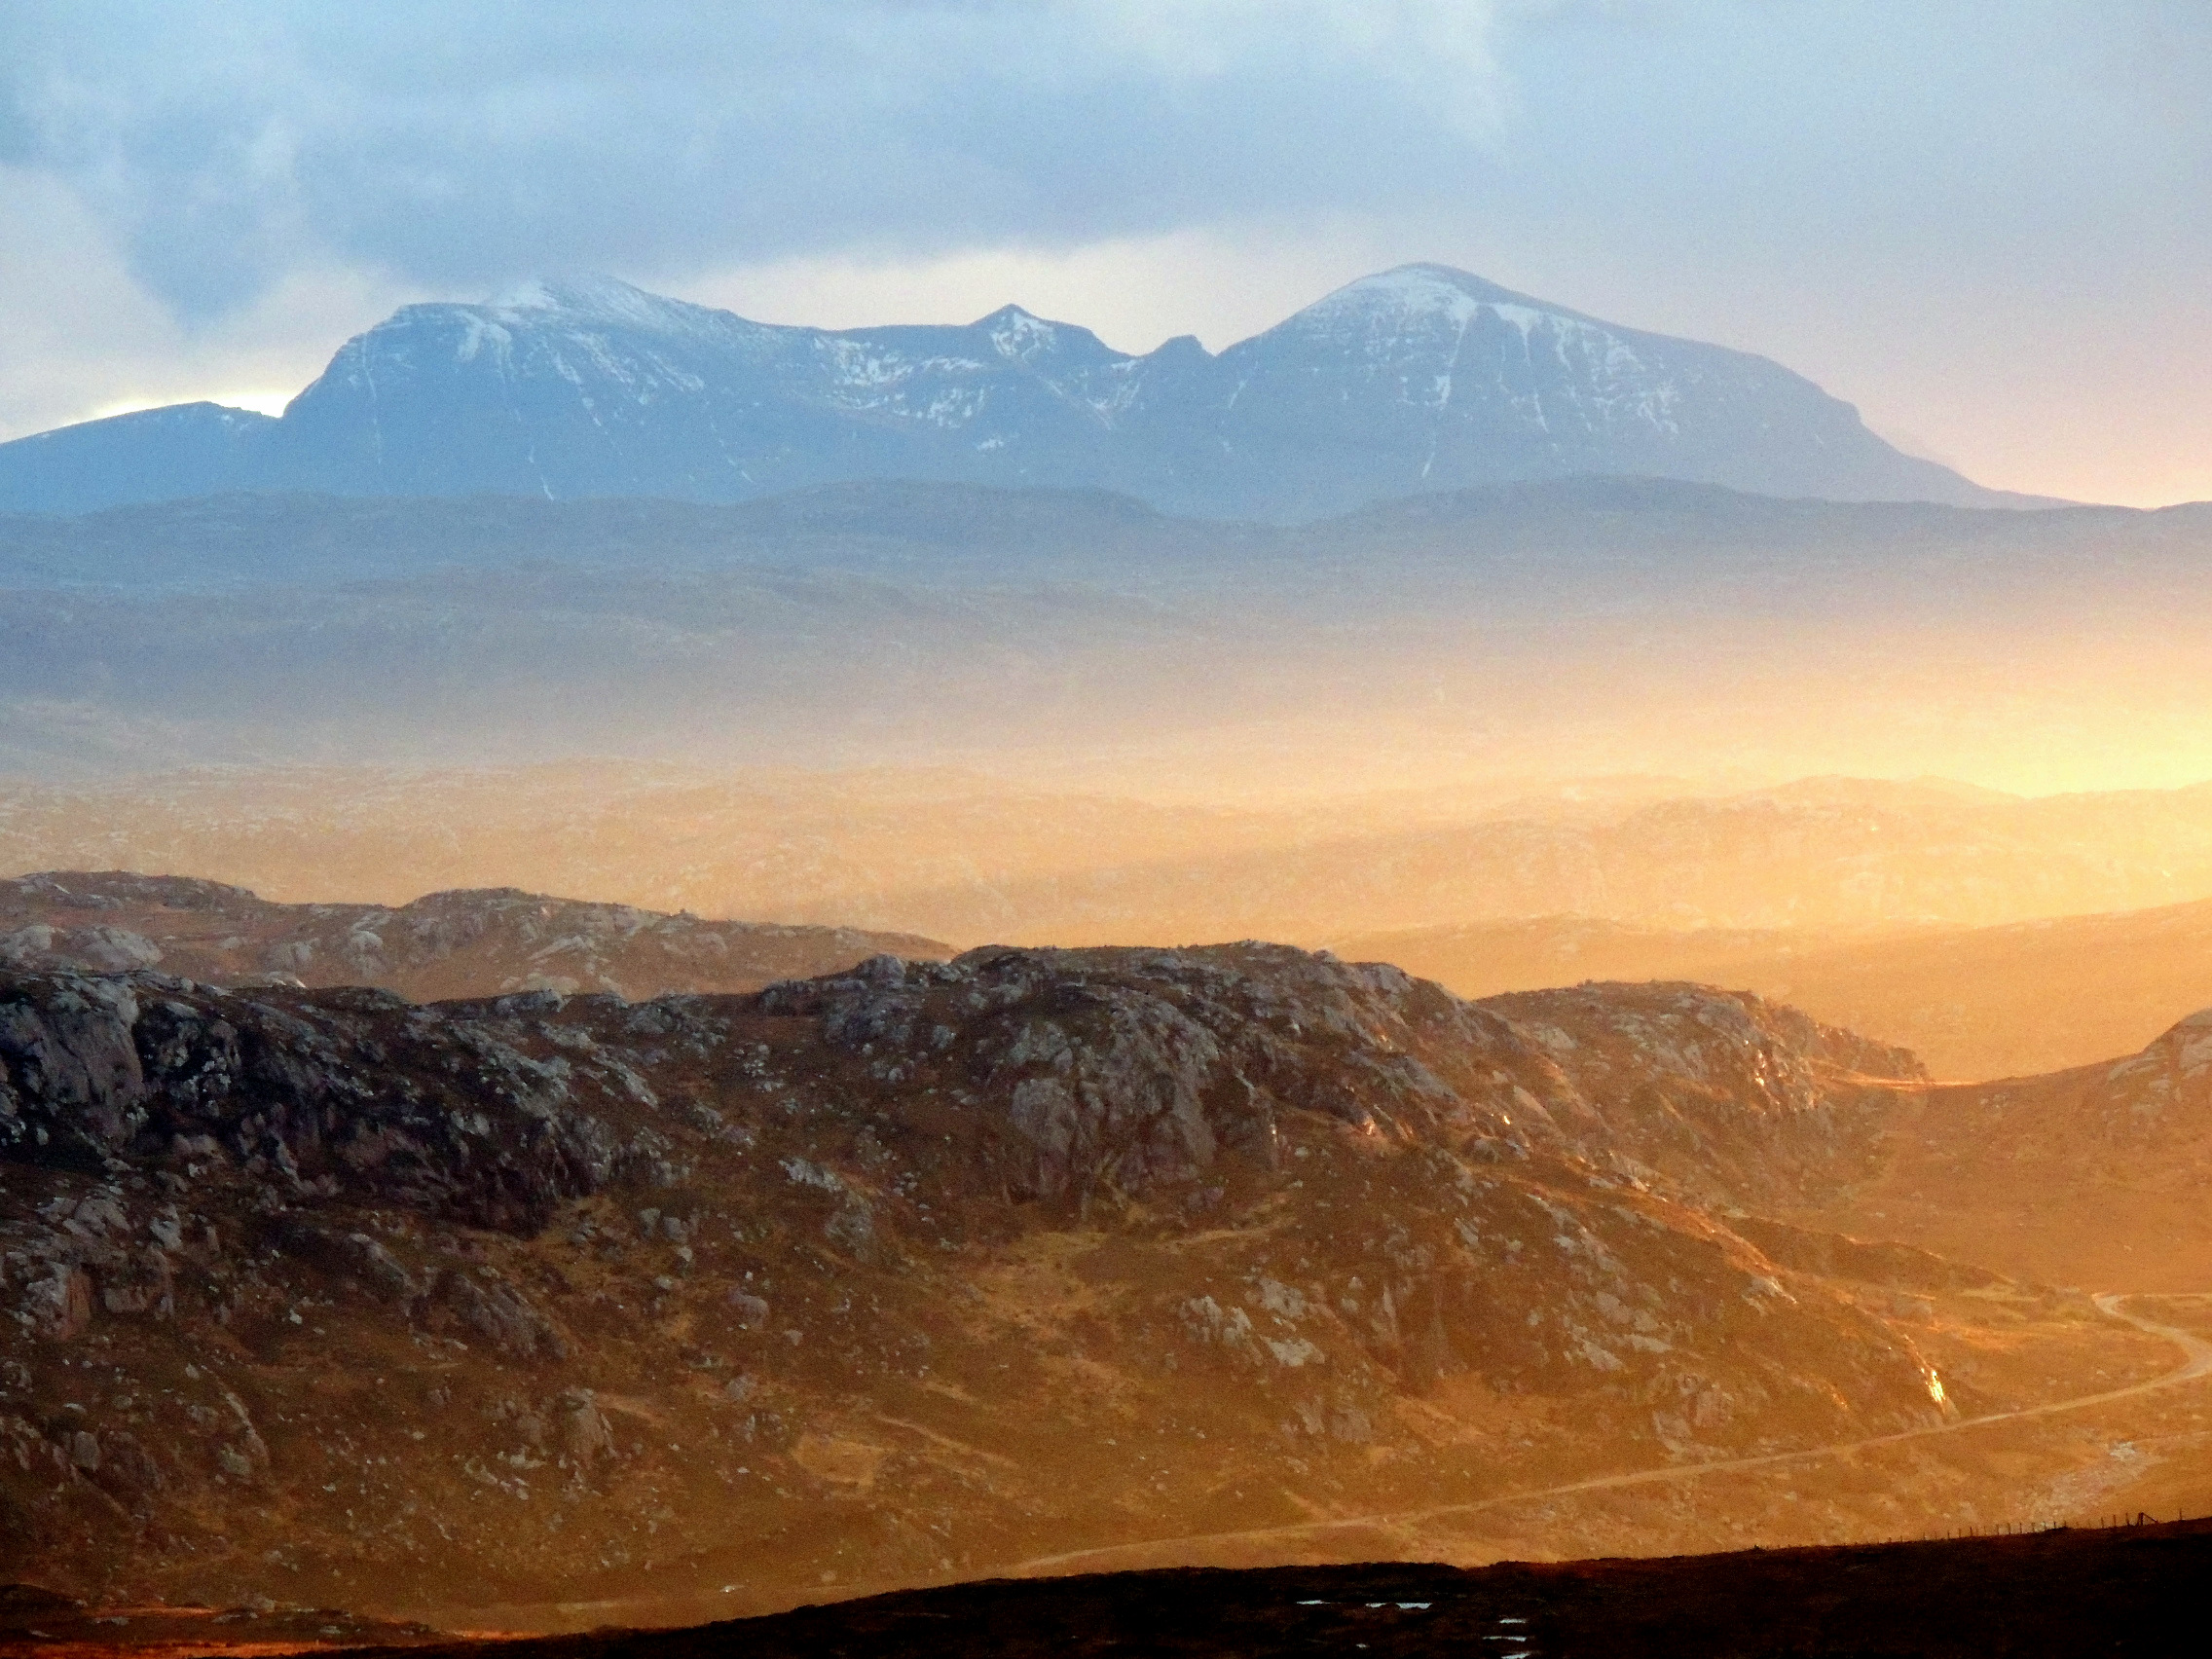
[0,266,2009,520]
[0,940,1971,1614]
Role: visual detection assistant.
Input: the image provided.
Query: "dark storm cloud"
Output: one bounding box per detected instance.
[0,2,1510,317]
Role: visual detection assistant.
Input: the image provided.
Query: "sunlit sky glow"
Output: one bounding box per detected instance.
[3,1,2206,506]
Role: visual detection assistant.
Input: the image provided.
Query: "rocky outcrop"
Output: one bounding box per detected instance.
[762,944,1574,1204]
[2082,1007,2212,1142]
[0,971,620,1230]
[1486,981,1923,1205]
[764,948,1918,1211]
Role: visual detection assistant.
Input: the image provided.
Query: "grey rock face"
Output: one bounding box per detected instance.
[21,1264,93,1341]
[758,942,1914,1210]
[431,1268,569,1361]
[0,970,620,1230]
[0,977,148,1158]
[0,267,2009,520]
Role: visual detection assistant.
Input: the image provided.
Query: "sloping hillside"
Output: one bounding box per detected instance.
[1801,1005,2212,1291]
[0,945,1973,1613]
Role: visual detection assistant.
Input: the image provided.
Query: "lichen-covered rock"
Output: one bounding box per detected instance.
[20,1265,92,1342]
[558,1390,613,1464]
[432,1269,568,1361]
[725,1290,770,1329]
[0,978,148,1163]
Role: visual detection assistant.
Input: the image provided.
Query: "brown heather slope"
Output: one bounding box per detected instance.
[0,873,948,1003]
[1800,1007,2212,1293]
[1334,895,2212,1082]
[1,947,2020,1619]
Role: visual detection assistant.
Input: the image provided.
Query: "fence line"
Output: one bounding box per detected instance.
[1869,1509,2191,1544]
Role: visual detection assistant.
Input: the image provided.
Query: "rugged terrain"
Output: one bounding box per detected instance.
[0,873,945,1004]
[0,940,2028,1617]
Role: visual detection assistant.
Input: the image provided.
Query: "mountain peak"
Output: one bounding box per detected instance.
[480,273,734,338]
[969,302,1098,365]
[1297,263,1568,330]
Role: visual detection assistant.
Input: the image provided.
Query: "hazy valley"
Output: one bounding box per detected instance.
[14,473,2212,1631]
[6,482,2212,798]
[14,762,2212,1083]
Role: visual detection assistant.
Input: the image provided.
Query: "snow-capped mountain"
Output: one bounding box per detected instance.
[0,265,2017,517]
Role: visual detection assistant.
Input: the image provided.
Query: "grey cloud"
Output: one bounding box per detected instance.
[4,0,2207,479]
[2,2,1510,318]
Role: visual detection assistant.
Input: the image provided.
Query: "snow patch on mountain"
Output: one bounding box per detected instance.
[0,261,2026,518]
[979,305,1066,364]
[484,274,741,341]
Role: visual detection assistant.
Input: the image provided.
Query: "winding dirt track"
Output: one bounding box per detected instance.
[1013,1293,2212,1575]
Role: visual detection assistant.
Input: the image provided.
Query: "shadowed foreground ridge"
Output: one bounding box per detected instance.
[153,1522,2212,1658]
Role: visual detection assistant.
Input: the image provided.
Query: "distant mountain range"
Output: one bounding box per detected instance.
[0,265,2036,518]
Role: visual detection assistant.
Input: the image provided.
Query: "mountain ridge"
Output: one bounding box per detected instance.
[0,870,951,1003]
[0,265,2029,519]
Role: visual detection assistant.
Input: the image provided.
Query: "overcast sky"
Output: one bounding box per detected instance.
[3,1,2205,504]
